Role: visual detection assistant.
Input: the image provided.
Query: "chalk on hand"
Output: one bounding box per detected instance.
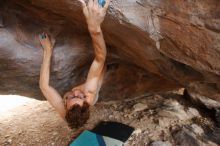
[98,0,106,7]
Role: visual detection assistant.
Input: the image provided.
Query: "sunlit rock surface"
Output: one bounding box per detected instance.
[0,0,219,103]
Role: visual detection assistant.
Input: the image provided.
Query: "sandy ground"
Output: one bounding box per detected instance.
[0,93,219,146]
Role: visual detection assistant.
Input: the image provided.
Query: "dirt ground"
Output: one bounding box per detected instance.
[0,92,219,146]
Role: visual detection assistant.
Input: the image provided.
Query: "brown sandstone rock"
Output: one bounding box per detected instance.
[0,0,219,104]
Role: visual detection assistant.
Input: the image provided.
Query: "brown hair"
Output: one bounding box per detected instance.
[65,101,90,129]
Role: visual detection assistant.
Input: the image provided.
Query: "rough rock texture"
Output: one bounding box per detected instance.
[0,0,220,102]
[172,125,219,146]
[149,141,171,146]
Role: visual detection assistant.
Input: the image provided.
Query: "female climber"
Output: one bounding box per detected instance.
[39,0,110,129]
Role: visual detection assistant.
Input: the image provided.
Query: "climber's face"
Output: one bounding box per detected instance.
[64,89,87,110]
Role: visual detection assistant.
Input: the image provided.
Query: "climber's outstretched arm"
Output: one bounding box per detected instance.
[78,0,110,104]
[39,33,66,118]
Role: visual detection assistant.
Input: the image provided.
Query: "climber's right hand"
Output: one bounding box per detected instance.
[39,33,53,52]
[78,0,111,34]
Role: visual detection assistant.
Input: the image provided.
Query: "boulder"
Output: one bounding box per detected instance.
[149,141,171,146]
[0,0,220,102]
[185,83,220,109]
[173,125,219,146]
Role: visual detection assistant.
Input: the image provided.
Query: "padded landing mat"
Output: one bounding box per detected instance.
[91,121,134,142]
[69,130,123,146]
